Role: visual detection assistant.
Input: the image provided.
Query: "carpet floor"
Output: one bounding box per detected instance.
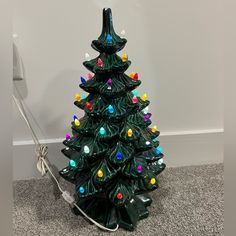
[13,164,224,236]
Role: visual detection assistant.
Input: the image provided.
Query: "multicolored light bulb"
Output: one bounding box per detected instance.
[129,72,135,79]
[73,115,80,126]
[129,72,139,80]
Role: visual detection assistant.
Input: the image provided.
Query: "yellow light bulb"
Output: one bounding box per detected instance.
[122,53,128,62]
[127,128,133,137]
[150,178,156,185]
[75,93,81,102]
[74,119,80,126]
[129,72,135,79]
[97,169,104,178]
[151,125,157,133]
[141,93,147,101]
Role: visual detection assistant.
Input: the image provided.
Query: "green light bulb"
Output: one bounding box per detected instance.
[99,127,106,135]
[69,160,76,167]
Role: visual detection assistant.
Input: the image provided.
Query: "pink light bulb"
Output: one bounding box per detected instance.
[88,73,93,79]
[97,58,103,67]
[132,96,138,104]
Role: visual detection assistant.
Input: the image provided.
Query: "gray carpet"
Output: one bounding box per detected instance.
[13,164,224,236]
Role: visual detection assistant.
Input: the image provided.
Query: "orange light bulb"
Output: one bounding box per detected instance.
[129,72,135,79]
[75,93,81,102]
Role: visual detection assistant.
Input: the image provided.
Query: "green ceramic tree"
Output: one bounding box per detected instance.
[59,8,165,231]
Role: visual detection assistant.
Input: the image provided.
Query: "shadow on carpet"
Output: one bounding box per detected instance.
[13,163,224,236]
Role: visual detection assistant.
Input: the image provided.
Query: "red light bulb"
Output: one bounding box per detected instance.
[133,73,139,80]
[116,193,123,200]
[86,102,93,110]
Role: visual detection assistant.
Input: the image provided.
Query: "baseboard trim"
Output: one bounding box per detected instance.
[160,128,223,136]
[13,128,224,146]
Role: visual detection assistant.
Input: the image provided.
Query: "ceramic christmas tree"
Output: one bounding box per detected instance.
[59,8,165,231]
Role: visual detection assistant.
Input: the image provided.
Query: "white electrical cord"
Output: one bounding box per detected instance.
[12,86,119,232]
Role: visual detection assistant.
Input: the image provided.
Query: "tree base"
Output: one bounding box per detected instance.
[71,194,152,231]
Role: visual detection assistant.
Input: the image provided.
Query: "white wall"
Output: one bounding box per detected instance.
[13,0,223,179]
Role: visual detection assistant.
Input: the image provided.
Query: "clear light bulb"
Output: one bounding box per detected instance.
[84,145,90,154]
[85,53,90,60]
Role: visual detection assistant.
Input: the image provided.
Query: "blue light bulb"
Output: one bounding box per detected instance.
[108,105,114,114]
[106,34,112,44]
[133,90,138,96]
[155,147,163,155]
[73,115,78,121]
[80,76,86,85]
[69,160,76,167]
[79,186,85,194]
[116,152,123,160]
